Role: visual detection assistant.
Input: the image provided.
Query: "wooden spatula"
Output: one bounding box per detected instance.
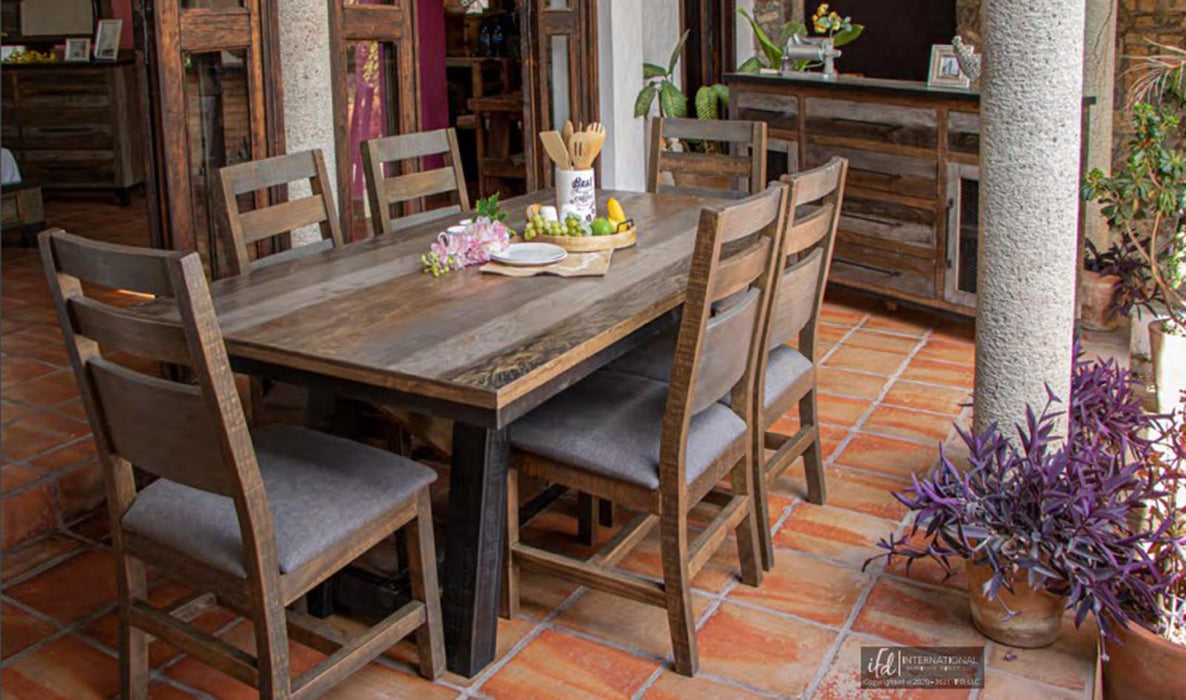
[539,131,570,169]
[585,123,606,164]
[569,132,595,169]
[562,120,574,149]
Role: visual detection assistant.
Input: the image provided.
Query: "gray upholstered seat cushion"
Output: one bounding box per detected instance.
[510,370,746,491]
[122,425,436,578]
[609,331,813,411]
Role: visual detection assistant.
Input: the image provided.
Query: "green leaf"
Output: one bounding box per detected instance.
[737,56,766,73]
[668,29,690,75]
[832,24,864,48]
[776,20,807,48]
[737,8,782,67]
[634,82,657,119]
[694,85,719,121]
[711,84,730,109]
[643,62,667,80]
[660,82,687,119]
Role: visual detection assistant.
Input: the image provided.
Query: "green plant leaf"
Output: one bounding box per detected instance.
[737,56,766,73]
[832,24,864,48]
[711,83,730,109]
[737,8,782,67]
[694,85,719,121]
[660,82,687,119]
[668,29,690,75]
[777,20,807,48]
[643,62,667,80]
[634,82,657,119]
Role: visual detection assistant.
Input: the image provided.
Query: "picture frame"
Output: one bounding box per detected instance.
[64,38,92,63]
[93,18,122,61]
[927,44,971,89]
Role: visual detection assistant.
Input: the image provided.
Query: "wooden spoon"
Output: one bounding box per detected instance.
[539,131,570,169]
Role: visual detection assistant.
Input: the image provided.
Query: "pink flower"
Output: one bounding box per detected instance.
[423,217,510,274]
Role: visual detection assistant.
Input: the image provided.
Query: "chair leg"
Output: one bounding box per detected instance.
[406,489,446,680]
[799,389,827,505]
[731,457,764,587]
[660,513,699,677]
[253,598,292,698]
[577,491,598,546]
[500,466,521,620]
[753,427,777,572]
[118,555,149,700]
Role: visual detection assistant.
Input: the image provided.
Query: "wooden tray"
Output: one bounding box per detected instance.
[525,225,637,252]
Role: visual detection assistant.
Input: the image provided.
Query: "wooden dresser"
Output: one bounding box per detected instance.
[726,73,983,315]
[1,59,144,203]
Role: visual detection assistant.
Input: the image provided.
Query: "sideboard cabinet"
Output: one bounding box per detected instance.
[1,59,144,203]
[725,73,983,316]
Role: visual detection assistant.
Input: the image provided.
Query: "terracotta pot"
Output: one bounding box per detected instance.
[967,563,1065,648]
[1149,319,1186,413]
[1079,270,1121,331]
[1102,618,1186,700]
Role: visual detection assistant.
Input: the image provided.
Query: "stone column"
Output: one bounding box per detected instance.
[974,0,1085,432]
[597,0,647,191]
[277,0,337,246]
[1082,0,1118,249]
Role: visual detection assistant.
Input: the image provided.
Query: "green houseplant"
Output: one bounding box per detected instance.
[1085,43,1186,412]
[735,4,863,74]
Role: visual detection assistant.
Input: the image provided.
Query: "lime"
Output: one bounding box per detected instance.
[591,218,615,236]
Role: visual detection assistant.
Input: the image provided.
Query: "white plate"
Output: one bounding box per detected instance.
[490,243,568,267]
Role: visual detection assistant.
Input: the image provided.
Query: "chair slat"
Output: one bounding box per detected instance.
[46,230,174,296]
[68,297,191,365]
[239,195,330,244]
[767,249,824,350]
[89,358,236,496]
[383,168,460,205]
[659,151,752,177]
[390,205,463,233]
[649,117,767,198]
[711,238,772,303]
[224,151,318,195]
[660,117,758,143]
[784,203,835,256]
[789,157,846,204]
[369,129,452,162]
[692,288,761,414]
[715,185,785,244]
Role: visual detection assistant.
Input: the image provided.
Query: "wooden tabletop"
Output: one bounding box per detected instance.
[148,190,716,428]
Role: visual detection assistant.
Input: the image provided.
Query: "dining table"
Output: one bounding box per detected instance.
[150,188,722,677]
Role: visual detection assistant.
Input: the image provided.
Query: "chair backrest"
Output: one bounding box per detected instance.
[362,128,470,237]
[660,184,787,494]
[216,149,343,277]
[39,229,278,579]
[647,117,768,199]
[763,157,848,371]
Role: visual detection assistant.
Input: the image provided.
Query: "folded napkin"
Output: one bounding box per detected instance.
[480,249,613,278]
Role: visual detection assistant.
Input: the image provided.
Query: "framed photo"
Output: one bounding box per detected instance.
[927,44,971,89]
[64,38,92,63]
[93,19,122,61]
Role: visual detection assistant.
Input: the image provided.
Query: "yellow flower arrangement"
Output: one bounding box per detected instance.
[811,3,853,37]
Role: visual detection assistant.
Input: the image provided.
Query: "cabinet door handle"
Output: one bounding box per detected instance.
[834,256,903,277]
[832,117,904,132]
[845,212,903,228]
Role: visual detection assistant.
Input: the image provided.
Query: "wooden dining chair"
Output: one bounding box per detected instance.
[39,229,444,698]
[216,149,344,277]
[749,157,848,569]
[361,128,470,237]
[648,117,768,198]
[501,184,788,676]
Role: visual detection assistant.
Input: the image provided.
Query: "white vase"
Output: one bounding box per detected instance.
[555,167,595,223]
[1149,318,1186,413]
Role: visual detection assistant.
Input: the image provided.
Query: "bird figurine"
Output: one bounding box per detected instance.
[952,36,981,82]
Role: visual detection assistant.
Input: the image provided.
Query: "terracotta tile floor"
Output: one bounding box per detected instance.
[0,197,1103,698]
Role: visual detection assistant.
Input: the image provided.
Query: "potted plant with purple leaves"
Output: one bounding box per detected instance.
[867,352,1185,659]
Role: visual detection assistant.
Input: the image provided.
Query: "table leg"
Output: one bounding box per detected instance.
[442,422,509,677]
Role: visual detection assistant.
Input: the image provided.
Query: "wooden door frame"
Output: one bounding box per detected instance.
[680,0,735,91]
[136,0,285,255]
[327,0,422,241]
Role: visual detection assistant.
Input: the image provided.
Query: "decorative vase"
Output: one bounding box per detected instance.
[1079,270,1121,332]
[1102,617,1186,700]
[555,167,595,223]
[1149,319,1186,412]
[967,563,1065,648]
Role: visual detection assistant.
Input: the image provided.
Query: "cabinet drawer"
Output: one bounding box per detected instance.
[839,195,936,250]
[830,240,936,300]
[21,124,115,151]
[805,97,938,149]
[20,151,115,185]
[806,141,937,200]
